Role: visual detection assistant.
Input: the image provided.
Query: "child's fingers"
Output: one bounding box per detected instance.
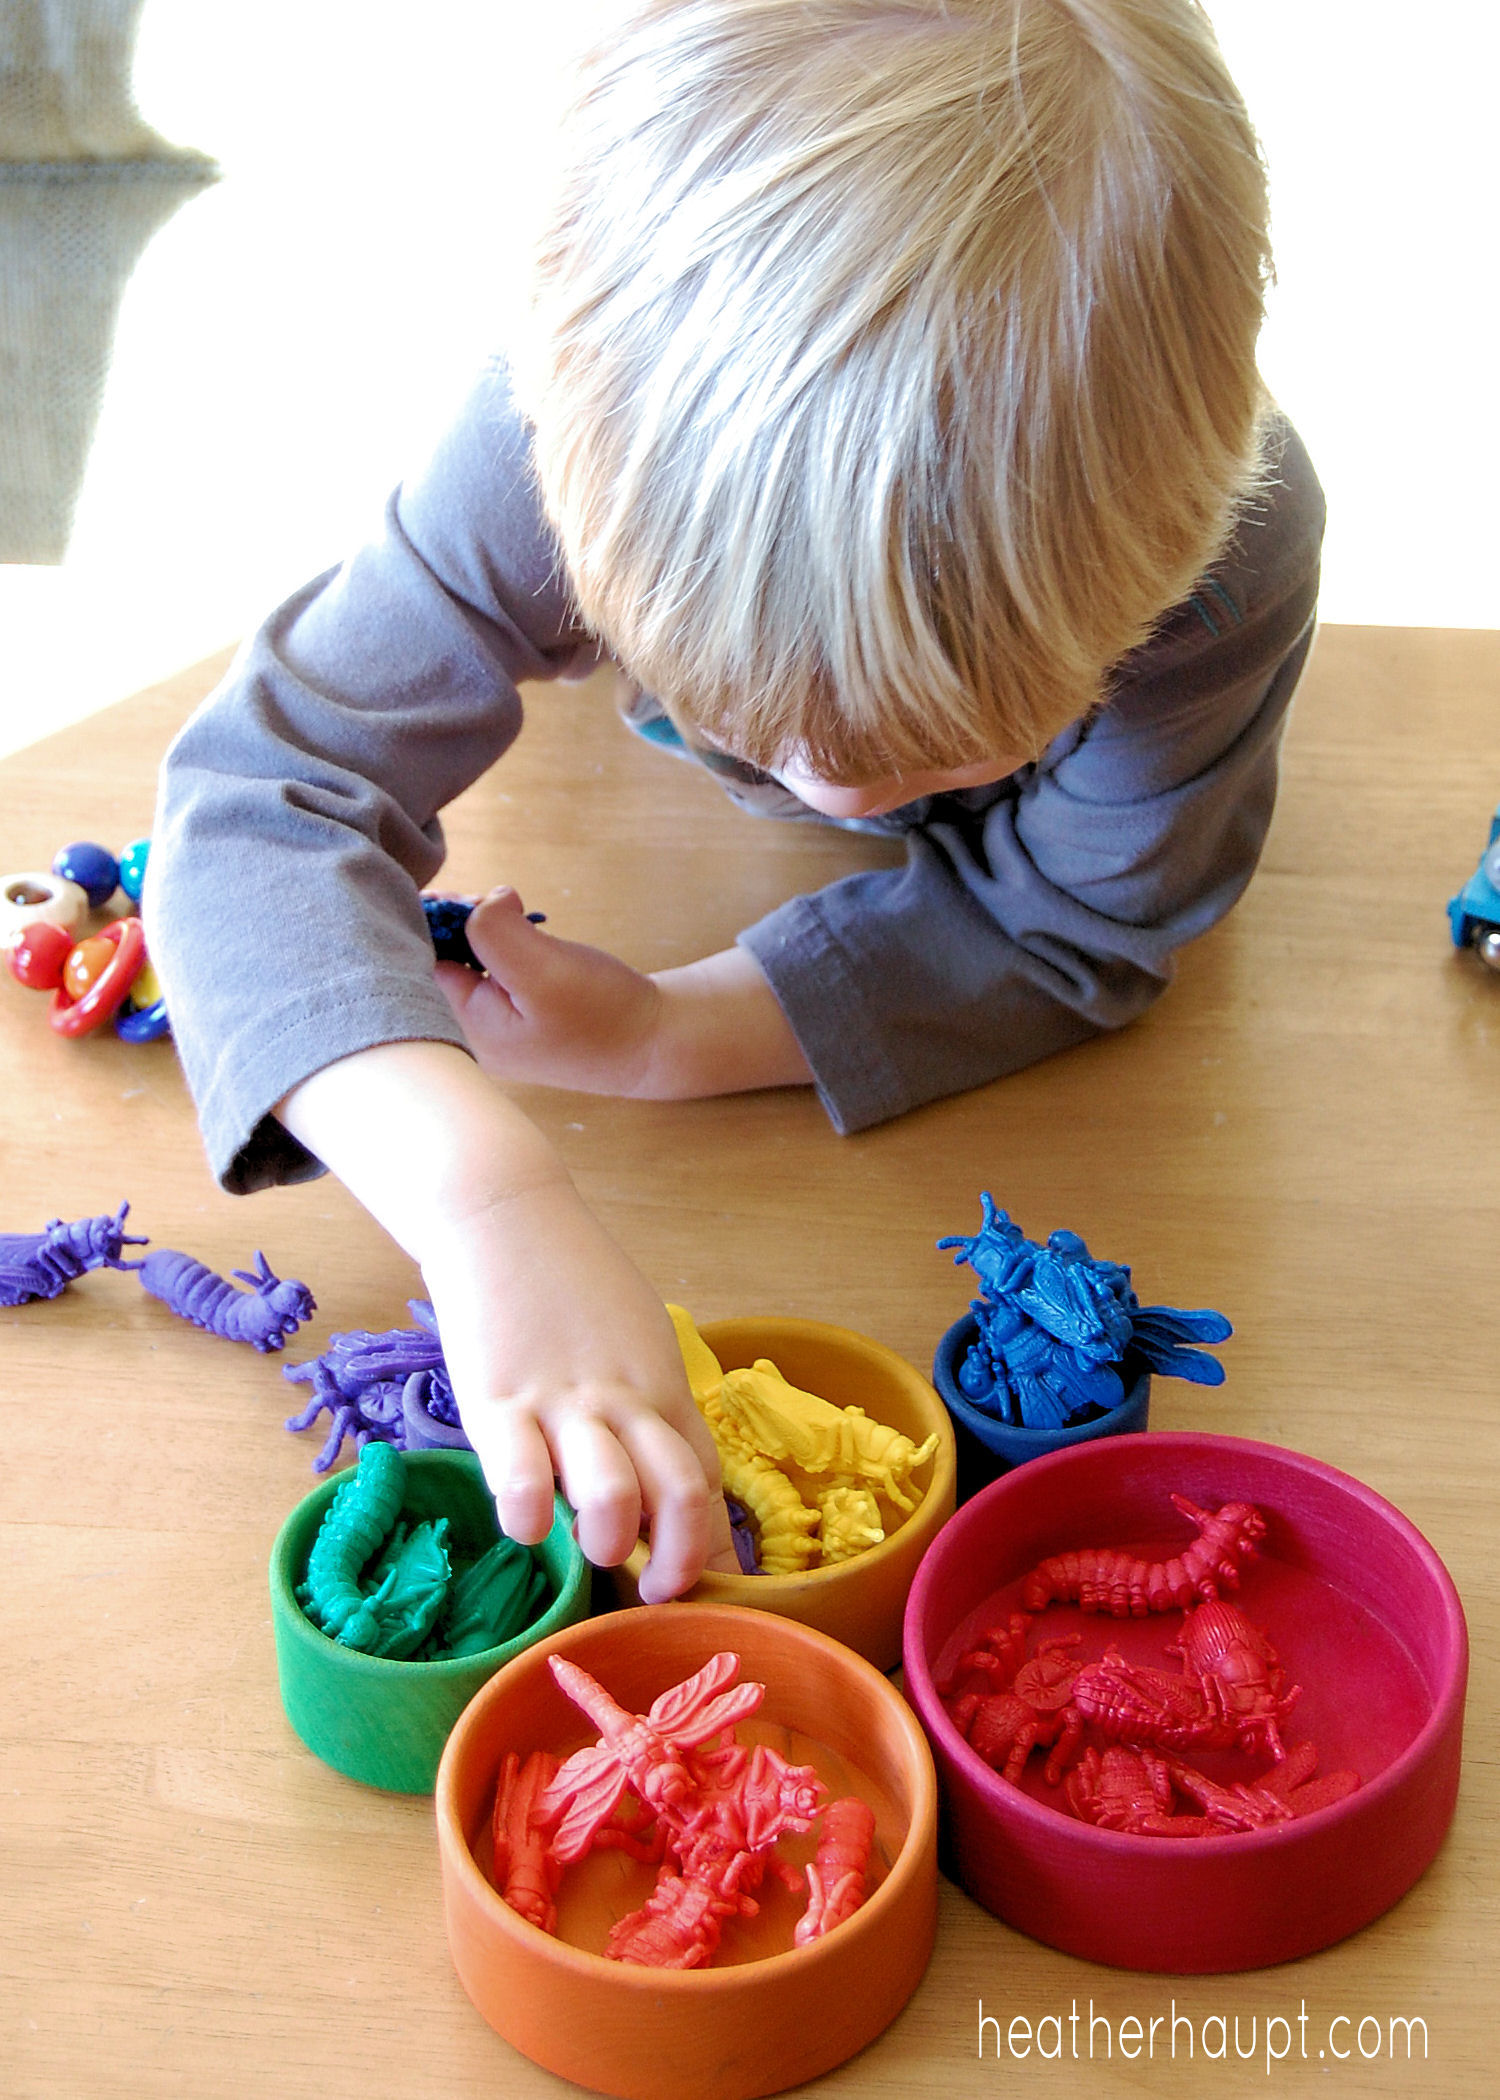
[433,960,520,1033]
[670,1394,724,1496]
[469,1408,558,1546]
[615,1411,723,1603]
[464,888,549,988]
[548,1410,645,1569]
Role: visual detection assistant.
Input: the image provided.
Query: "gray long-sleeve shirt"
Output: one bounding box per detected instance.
[147,360,1324,1192]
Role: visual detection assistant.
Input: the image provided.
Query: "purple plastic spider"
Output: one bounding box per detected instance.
[283,1298,469,1470]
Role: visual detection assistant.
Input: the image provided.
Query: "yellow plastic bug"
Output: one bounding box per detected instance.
[715,1361,939,1511]
[812,1482,886,1562]
[719,1445,822,1573]
[665,1305,928,1569]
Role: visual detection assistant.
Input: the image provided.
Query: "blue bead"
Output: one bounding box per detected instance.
[117,837,151,902]
[115,997,171,1043]
[52,840,120,909]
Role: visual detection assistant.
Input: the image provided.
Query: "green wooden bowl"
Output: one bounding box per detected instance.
[270,1452,590,1793]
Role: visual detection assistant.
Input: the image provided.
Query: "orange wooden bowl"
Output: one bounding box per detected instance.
[609,1317,956,1671]
[435,1603,939,2100]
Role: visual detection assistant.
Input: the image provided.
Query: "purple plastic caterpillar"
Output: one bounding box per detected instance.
[123,1245,316,1351]
[284,1298,469,1470]
[0,1201,148,1306]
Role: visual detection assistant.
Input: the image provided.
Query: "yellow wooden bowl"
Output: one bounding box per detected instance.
[609,1317,956,1671]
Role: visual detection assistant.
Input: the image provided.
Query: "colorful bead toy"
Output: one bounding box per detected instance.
[49,916,146,1037]
[2,837,165,1040]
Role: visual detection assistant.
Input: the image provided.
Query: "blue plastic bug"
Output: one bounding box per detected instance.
[123,1245,316,1351]
[0,1201,148,1306]
[1447,800,1500,970]
[938,1195,1231,1428]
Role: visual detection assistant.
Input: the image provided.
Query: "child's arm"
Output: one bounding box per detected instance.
[272,1041,730,1599]
[436,421,1327,1128]
[145,362,735,1593]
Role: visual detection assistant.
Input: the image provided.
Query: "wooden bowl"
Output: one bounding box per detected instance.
[435,1603,939,2100]
[270,1454,590,1793]
[903,1432,1467,1972]
[933,1311,1151,1501]
[609,1317,956,1671]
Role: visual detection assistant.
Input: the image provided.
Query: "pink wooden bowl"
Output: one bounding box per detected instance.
[902,1432,1467,1972]
[436,1603,939,2100]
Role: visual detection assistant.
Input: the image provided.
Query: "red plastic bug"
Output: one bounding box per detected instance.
[1020,1494,1266,1617]
[535,1653,826,1968]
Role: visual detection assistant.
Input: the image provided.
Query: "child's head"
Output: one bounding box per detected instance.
[515,0,1272,784]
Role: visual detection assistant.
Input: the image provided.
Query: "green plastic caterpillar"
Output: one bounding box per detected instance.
[297,1441,552,1661]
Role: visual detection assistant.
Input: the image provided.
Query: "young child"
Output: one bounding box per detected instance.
[146,0,1324,1602]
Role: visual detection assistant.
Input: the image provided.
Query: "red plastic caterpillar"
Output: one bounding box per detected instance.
[1020,1494,1266,1617]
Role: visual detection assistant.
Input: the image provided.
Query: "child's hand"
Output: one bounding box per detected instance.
[439,885,813,1100]
[420,1173,735,1600]
[274,1041,736,1601]
[436,886,663,1094]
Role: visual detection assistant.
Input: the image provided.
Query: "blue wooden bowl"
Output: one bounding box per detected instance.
[932,1312,1150,1502]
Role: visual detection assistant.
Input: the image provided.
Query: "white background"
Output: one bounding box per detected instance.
[0,1,1495,760]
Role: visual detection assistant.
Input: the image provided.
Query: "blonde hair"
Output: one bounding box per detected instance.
[514,0,1272,780]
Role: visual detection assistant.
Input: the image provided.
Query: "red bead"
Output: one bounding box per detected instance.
[8,920,73,991]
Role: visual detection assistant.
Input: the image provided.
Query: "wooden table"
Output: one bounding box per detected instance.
[3,629,1495,2096]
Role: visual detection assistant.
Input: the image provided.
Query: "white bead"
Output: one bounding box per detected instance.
[0,871,90,956]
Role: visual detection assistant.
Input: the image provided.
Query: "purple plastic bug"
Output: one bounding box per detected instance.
[283,1298,467,1469]
[0,1201,148,1306]
[123,1245,316,1351]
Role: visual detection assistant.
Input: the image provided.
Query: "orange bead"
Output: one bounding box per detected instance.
[62,934,117,1001]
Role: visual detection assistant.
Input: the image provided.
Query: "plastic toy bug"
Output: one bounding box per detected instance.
[0,1200,147,1304]
[1447,799,1500,968]
[542,1652,772,1858]
[283,1299,460,1468]
[1064,1746,1219,1837]
[793,1794,877,1945]
[942,1626,1086,1786]
[1166,1741,1360,1830]
[937,1194,1232,1427]
[492,1749,564,1932]
[713,1361,940,1511]
[124,1244,316,1350]
[1168,1599,1300,1759]
[1068,1623,1301,1762]
[299,1439,410,1644]
[297,1441,452,1656]
[535,1652,827,1968]
[1066,1741,1359,1838]
[1019,1494,1266,1617]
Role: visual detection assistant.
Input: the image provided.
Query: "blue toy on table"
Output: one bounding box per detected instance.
[936,1193,1231,1430]
[1447,802,1500,971]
